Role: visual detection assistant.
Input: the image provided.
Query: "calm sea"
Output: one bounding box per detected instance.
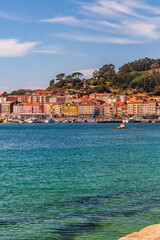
[0,123,160,240]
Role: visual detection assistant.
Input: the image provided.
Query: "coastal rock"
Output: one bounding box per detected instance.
[119,224,160,240]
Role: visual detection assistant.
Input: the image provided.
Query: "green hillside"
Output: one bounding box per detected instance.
[47,57,160,96]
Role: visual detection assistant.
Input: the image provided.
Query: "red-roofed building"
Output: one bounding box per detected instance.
[101,103,113,116]
[89,93,112,103]
[127,100,156,115]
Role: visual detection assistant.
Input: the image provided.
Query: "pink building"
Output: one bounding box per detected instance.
[23,103,44,114]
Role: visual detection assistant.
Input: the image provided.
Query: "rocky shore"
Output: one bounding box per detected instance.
[119,224,160,240]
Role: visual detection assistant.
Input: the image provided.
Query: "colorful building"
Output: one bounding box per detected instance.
[62,104,79,117]
[23,103,44,114]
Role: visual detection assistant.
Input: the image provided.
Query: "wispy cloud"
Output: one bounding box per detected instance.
[40,0,160,44]
[0,39,39,57]
[99,20,159,39]
[33,44,65,55]
[40,16,80,25]
[81,0,160,18]
[40,16,103,32]
[56,33,142,44]
[33,50,62,54]
[0,10,25,21]
[81,0,136,17]
[80,0,160,40]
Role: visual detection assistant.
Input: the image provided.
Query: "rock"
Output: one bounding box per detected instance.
[119,224,160,240]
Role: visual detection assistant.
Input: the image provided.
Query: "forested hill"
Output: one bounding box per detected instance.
[47,57,160,96]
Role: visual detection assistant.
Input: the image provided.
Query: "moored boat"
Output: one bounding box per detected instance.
[44,118,55,123]
[123,118,135,123]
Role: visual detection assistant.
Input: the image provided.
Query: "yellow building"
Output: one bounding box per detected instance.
[62,104,79,117]
[17,96,29,103]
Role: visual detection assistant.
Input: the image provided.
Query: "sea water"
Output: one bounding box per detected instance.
[0,123,160,239]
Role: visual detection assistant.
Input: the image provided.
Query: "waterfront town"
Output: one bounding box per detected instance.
[0,88,160,123]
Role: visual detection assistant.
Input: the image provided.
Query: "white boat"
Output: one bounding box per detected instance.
[25,118,33,123]
[13,120,22,123]
[123,119,129,123]
[123,118,135,123]
[44,118,55,123]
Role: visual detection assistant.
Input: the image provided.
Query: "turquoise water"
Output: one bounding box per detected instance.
[0,123,160,239]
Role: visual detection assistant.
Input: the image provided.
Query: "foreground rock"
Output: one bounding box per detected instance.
[119,224,160,240]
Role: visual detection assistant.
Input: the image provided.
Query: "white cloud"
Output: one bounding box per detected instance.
[0,39,40,57]
[40,16,102,32]
[56,33,142,44]
[40,16,80,25]
[0,11,24,21]
[80,0,160,41]
[33,50,63,54]
[81,0,160,18]
[33,44,65,55]
[99,20,159,39]
[75,69,97,78]
[122,21,159,39]
[81,0,137,17]
[40,0,160,44]
[121,0,160,15]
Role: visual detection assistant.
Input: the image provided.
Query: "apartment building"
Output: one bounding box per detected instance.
[113,102,127,116]
[142,101,156,115]
[101,103,113,116]
[1,101,15,115]
[61,104,79,117]
[23,103,44,114]
[49,96,66,103]
[44,103,54,115]
[0,97,6,103]
[13,104,23,114]
[28,95,51,103]
[108,95,120,104]
[78,101,96,117]
[52,103,63,117]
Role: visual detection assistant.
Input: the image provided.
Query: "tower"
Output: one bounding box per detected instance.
[83,79,86,96]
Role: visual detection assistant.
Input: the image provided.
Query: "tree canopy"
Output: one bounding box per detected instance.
[47,58,160,95]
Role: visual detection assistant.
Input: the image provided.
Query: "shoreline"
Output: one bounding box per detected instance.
[0,118,160,124]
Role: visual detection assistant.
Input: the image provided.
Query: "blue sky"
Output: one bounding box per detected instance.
[1,0,160,92]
